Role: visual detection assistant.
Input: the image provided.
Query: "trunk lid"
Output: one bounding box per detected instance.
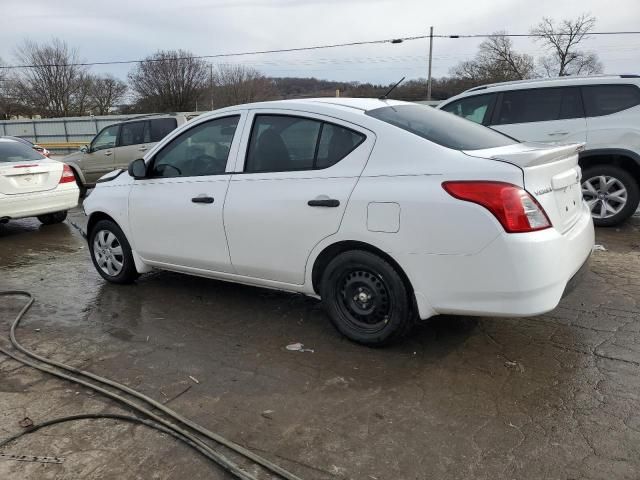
[463,142,584,233]
[0,159,63,195]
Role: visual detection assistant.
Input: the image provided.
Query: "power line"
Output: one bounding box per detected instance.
[1,31,640,70]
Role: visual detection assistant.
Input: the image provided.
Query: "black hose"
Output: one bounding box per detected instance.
[0,412,242,468]
[0,290,301,480]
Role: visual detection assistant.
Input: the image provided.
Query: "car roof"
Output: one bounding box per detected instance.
[441,74,640,105]
[115,113,185,125]
[198,97,411,119]
[0,137,24,144]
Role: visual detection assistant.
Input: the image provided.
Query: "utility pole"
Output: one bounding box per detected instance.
[210,63,214,111]
[427,26,433,101]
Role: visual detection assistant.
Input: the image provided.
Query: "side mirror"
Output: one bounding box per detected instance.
[128,158,147,179]
[81,145,89,153]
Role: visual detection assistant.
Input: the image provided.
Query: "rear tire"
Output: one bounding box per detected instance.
[89,219,139,284]
[37,211,67,225]
[582,165,639,227]
[320,250,414,346]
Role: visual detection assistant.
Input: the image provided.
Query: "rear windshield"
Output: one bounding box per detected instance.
[366,104,517,150]
[0,141,44,162]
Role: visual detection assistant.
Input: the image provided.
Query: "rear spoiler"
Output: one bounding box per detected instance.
[464,143,584,168]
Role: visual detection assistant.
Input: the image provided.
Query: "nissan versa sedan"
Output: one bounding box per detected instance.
[83,98,594,346]
[0,137,79,225]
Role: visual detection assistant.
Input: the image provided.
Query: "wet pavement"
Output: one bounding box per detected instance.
[1,207,639,479]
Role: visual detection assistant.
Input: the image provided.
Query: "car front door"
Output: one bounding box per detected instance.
[489,87,587,144]
[83,124,119,184]
[114,120,147,170]
[223,110,373,285]
[127,113,245,272]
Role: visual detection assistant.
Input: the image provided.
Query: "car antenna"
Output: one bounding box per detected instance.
[379,76,406,100]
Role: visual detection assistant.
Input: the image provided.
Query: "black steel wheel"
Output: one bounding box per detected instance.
[320,250,414,346]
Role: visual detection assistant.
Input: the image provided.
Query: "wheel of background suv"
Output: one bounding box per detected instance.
[75,177,87,197]
[89,219,139,284]
[37,211,67,225]
[320,250,414,346]
[581,165,640,227]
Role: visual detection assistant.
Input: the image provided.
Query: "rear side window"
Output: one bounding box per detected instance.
[119,121,145,147]
[582,85,640,117]
[245,115,365,173]
[0,141,43,162]
[366,104,516,150]
[441,94,495,124]
[492,87,583,125]
[149,118,178,142]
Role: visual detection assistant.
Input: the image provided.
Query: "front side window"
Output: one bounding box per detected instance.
[149,118,178,142]
[366,104,516,150]
[151,116,239,178]
[92,125,119,151]
[441,94,495,124]
[245,115,365,173]
[119,121,146,147]
[582,84,640,117]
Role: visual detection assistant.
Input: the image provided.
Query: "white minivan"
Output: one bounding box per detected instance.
[439,75,640,226]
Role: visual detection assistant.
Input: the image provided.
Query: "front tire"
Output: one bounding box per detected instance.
[76,177,87,197]
[37,211,67,225]
[320,250,414,346]
[89,219,139,284]
[581,165,639,227]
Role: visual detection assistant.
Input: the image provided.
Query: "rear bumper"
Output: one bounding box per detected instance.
[0,184,79,219]
[403,203,595,319]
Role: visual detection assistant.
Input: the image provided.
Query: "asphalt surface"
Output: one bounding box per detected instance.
[1,206,639,480]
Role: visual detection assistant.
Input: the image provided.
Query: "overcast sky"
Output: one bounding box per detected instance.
[1,0,639,84]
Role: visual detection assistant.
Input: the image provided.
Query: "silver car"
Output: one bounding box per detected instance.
[64,114,190,194]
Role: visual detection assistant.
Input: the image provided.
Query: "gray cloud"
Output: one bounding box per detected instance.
[1,0,639,83]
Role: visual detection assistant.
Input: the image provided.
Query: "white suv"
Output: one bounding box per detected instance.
[438,75,640,226]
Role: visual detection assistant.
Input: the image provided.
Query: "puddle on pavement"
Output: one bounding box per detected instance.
[0,219,83,269]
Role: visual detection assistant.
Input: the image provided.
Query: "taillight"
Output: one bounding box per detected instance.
[442,181,551,233]
[59,164,75,184]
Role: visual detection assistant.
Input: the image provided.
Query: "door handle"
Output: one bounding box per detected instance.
[308,198,340,207]
[548,131,569,136]
[139,146,147,151]
[104,150,113,156]
[191,196,214,204]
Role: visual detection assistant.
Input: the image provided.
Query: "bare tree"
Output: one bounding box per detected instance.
[451,32,536,84]
[12,38,90,117]
[128,50,208,112]
[531,14,603,76]
[211,64,277,108]
[89,75,127,114]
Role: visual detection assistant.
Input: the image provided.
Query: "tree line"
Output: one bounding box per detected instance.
[0,13,602,119]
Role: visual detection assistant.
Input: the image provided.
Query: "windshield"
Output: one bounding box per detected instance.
[366,104,517,150]
[0,141,45,163]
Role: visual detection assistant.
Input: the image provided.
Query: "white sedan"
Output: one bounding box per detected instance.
[0,138,79,225]
[83,98,594,346]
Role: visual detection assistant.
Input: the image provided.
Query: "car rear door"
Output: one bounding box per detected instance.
[581,84,640,148]
[113,120,147,170]
[489,87,587,144]
[223,110,373,285]
[127,113,246,273]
